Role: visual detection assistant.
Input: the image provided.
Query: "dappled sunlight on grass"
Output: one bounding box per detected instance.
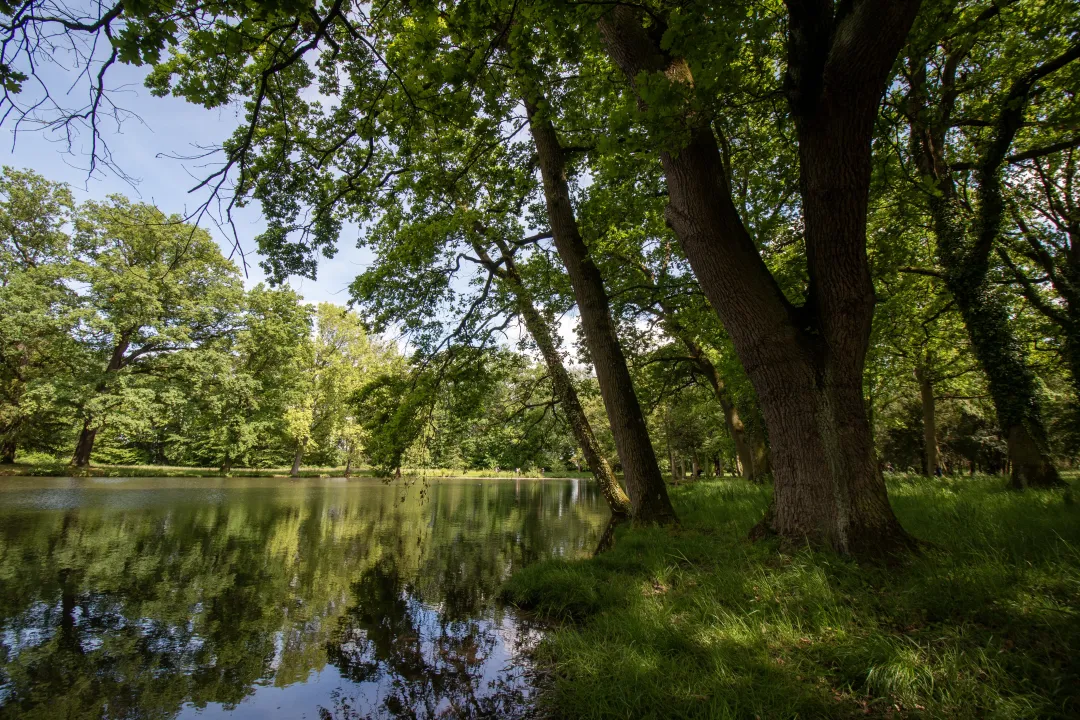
[504,475,1080,719]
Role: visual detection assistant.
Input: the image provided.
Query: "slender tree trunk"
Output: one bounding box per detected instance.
[914,356,938,477]
[599,3,918,554]
[657,303,769,481]
[465,229,632,515]
[751,432,771,479]
[344,455,352,478]
[499,261,632,515]
[291,445,303,478]
[692,452,700,478]
[632,259,772,481]
[524,97,675,524]
[1,438,15,464]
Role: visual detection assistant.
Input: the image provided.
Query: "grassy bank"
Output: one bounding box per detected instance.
[0,459,591,480]
[504,475,1080,719]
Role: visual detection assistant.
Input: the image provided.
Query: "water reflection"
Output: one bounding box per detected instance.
[0,477,609,719]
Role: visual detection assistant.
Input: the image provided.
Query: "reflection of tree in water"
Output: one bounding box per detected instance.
[323,561,537,719]
[0,479,605,719]
[0,512,281,719]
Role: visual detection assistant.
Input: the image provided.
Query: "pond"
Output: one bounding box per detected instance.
[0,476,610,719]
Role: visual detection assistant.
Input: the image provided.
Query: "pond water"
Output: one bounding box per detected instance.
[0,476,610,719]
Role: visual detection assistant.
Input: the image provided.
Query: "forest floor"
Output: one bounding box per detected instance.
[0,460,590,480]
[504,473,1080,719]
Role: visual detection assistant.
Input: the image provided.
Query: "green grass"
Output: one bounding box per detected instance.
[504,474,1080,719]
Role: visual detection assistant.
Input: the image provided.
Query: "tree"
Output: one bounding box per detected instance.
[522,94,673,522]
[68,197,242,465]
[0,167,82,462]
[897,0,1079,488]
[1001,149,1080,404]
[164,285,312,470]
[286,303,385,476]
[596,1,921,552]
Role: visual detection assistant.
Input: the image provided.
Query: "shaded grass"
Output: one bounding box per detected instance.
[504,474,1080,719]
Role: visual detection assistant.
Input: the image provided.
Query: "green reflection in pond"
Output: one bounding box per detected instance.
[0,477,609,719]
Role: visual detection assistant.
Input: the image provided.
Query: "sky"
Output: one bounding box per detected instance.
[1,61,372,307]
[1,42,582,357]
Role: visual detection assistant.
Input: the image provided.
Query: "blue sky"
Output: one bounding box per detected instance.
[1,50,583,357]
[1,61,371,306]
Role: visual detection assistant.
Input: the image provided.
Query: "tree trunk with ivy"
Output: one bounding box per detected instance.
[905,42,1077,488]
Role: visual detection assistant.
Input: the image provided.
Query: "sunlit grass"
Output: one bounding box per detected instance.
[504,474,1080,719]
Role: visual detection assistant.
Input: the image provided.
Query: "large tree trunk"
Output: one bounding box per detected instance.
[914,355,938,476]
[598,5,918,554]
[290,445,303,478]
[524,97,675,524]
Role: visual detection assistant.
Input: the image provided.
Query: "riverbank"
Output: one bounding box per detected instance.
[0,460,592,480]
[504,474,1080,719]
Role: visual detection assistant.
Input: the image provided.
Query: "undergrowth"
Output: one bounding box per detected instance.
[503,474,1080,719]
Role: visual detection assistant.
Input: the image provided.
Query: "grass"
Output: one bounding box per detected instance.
[0,458,591,480]
[503,474,1080,719]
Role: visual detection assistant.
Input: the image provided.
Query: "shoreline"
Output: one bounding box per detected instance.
[0,462,593,481]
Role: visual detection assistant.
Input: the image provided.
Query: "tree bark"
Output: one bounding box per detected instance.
[524,97,676,524]
[498,257,633,516]
[71,420,98,468]
[291,444,303,477]
[914,355,938,476]
[599,3,918,554]
[646,289,770,481]
[0,438,15,464]
[70,331,131,467]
